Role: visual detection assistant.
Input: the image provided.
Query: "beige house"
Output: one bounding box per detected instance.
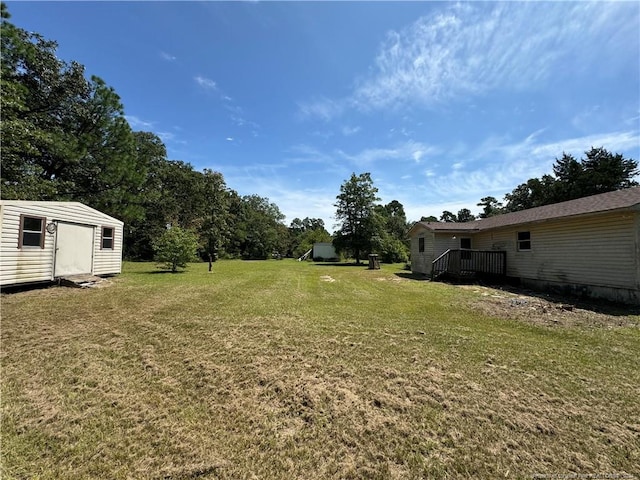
[409,187,640,304]
[0,201,123,287]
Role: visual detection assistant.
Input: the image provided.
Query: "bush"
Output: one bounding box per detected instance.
[153,227,200,272]
[379,237,409,263]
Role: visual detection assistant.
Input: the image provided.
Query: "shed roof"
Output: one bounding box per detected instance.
[0,200,124,225]
[410,186,640,235]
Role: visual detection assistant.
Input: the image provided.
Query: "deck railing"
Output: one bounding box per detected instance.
[431,249,506,281]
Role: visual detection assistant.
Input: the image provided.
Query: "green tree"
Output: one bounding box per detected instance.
[552,153,583,201]
[1,8,89,200]
[333,172,380,264]
[456,208,476,222]
[374,200,410,263]
[376,200,408,239]
[477,196,503,218]
[289,217,331,259]
[440,211,457,222]
[504,148,638,212]
[153,227,199,272]
[123,132,170,259]
[581,147,638,194]
[293,228,332,259]
[0,7,145,224]
[199,169,231,261]
[226,194,286,259]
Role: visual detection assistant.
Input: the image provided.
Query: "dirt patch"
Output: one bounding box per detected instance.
[375,277,403,283]
[461,285,640,328]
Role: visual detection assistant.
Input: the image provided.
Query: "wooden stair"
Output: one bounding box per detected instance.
[59,274,106,288]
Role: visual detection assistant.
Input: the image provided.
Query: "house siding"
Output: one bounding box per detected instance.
[0,201,123,286]
[635,208,640,292]
[472,211,637,291]
[410,227,435,275]
[409,189,640,304]
[434,234,462,257]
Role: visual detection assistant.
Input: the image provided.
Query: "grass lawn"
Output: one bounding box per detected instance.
[2,260,639,479]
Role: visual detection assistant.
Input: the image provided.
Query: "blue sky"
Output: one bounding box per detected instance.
[8,1,640,230]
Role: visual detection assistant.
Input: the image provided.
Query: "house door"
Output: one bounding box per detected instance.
[54,222,95,277]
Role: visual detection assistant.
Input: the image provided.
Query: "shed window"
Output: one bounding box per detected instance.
[19,215,45,248]
[101,227,114,250]
[517,231,531,251]
[418,237,425,253]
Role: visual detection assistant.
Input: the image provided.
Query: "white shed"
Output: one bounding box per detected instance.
[312,242,338,261]
[0,201,124,287]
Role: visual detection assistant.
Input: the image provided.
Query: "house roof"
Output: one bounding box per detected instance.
[410,186,640,235]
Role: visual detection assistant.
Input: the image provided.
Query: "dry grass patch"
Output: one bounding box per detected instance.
[461,284,640,328]
[2,260,639,479]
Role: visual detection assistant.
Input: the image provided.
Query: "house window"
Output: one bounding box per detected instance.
[418,237,425,253]
[19,215,45,249]
[517,231,531,251]
[101,227,114,250]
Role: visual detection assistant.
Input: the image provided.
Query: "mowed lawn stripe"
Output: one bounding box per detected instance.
[2,260,639,479]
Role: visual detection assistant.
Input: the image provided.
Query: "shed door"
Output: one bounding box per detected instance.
[54,223,94,276]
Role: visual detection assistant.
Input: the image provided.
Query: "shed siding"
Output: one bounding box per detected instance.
[0,204,55,284]
[93,225,123,275]
[472,212,637,290]
[0,201,123,286]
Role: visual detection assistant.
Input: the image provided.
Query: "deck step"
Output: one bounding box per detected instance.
[59,275,105,288]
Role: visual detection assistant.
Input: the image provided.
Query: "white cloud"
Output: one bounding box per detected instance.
[216,128,639,231]
[375,129,640,222]
[157,131,175,142]
[157,131,187,145]
[221,165,340,231]
[287,144,330,163]
[160,51,176,61]
[426,130,640,200]
[194,75,217,90]
[298,97,344,121]
[300,2,638,119]
[226,137,234,142]
[338,140,440,167]
[125,115,155,129]
[341,125,361,136]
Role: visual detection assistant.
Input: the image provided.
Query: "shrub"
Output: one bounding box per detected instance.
[379,237,409,263]
[153,227,200,272]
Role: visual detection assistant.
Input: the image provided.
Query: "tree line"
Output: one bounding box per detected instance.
[0,4,296,261]
[0,4,412,265]
[2,4,636,265]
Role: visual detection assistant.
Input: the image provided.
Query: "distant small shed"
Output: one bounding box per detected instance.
[312,242,338,261]
[0,201,123,287]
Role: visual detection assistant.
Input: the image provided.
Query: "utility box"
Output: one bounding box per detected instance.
[368,254,380,270]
